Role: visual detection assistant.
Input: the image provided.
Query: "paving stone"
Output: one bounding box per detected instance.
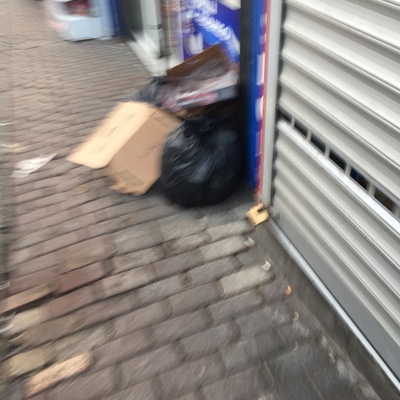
[98,267,155,299]
[1,283,55,313]
[121,345,180,387]
[276,319,315,347]
[237,304,292,339]
[268,343,330,388]
[159,214,206,241]
[153,310,211,345]
[6,308,44,338]
[206,220,254,242]
[50,367,114,400]
[202,367,270,400]
[112,247,164,273]
[8,268,57,295]
[137,275,184,305]
[10,253,58,278]
[21,314,88,346]
[48,287,94,319]
[220,266,273,297]
[163,233,210,257]
[60,236,115,273]
[25,352,93,398]
[56,263,106,294]
[307,363,353,399]
[93,329,153,370]
[200,236,248,262]
[113,226,163,255]
[259,279,290,304]
[5,348,54,379]
[276,379,321,400]
[208,290,263,322]
[169,283,220,315]
[105,381,156,400]
[81,291,138,327]
[220,338,259,371]
[54,325,109,362]
[159,354,225,398]
[181,322,239,360]
[187,257,240,287]
[152,250,204,279]
[115,301,169,337]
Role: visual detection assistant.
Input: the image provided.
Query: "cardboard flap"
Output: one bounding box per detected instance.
[167,44,230,78]
[105,109,182,195]
[67,102,157,169]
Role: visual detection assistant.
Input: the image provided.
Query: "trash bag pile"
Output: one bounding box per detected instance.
[132,45,243,207]
[161,115,242,207]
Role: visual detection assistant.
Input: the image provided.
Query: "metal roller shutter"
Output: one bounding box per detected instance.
[264,0,400,380]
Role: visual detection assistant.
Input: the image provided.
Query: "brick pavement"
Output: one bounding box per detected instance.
[0,1,385,399]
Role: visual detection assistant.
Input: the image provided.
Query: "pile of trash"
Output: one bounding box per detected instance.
[68,44,242,207]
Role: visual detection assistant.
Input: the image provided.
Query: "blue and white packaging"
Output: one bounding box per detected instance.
[179,0,240,63]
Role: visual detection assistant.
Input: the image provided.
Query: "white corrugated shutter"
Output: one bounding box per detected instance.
[264,0,400,379]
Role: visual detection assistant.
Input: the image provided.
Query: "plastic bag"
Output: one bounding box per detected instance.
[133,56,238,112]
[160,115,242,207]
[132,77,165,107]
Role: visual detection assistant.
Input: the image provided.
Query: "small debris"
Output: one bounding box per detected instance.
[243,237,255,248]
[246,202,269,226]
[261,260,272,271]
[12,154,56,178]
[284,285,292,296]
[293,312,300,321]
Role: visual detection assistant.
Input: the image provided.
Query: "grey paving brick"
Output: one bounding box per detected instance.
[153,310,211,345]
[206,220,254,242]
[113,225,163,255]
[159,213,206,241]
[152,250,204,278]
[202,367,271,400]
[112,247,164,273]
[159,354,225,398]
[220,339,259,371]
[163,233,210,257]
[137,275,184,305]
[115,301,170,337]
[259,279,290,304]
[181,322,239,360]
[169,283,220,315]
[93,329,153,371]
[105,381,156,400]
[121,345,180,387]
[200,236,248,262]
[54,325,108,362]
[208,290,264,322]
[268,343,330,388]
[49,367,114,400]
[307,363,353,399]
[98,267,156,299]
[276,380,321,400]
[188,257,240,286]
[237,304,292,339]
[47,287,95,319]
[220,266,273,296]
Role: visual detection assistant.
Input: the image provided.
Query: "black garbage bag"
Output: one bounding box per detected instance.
[132,77,165,107]
[160,116,242,207]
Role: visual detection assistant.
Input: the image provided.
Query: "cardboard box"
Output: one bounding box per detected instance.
[159,44,239,111]
[67,102,182,195]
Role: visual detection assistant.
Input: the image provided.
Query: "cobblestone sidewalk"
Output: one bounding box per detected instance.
[0,1,384,399]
